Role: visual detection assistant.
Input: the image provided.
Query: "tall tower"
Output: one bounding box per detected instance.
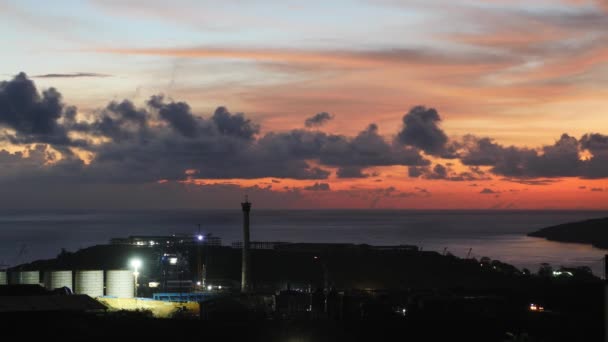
[241,195,252,293]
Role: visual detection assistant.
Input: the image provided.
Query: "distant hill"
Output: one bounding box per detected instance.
[528,217,608,249]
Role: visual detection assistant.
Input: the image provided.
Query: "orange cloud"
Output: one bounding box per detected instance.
[95,46,514,70]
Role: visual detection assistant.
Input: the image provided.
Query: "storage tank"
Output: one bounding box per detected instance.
[75,270,104,297]
[44,270,72,291]
[106,270,134,298]
[10,271,40,285]
[0,271,7,285]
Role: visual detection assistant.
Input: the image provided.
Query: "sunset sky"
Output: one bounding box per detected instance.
[1,0,607,209]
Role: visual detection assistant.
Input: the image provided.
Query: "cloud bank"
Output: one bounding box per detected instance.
[0,73,607,208]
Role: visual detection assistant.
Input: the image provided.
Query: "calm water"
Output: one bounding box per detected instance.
[0,210,606,275]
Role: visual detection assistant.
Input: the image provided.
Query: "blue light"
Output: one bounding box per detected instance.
[197,235,204,241]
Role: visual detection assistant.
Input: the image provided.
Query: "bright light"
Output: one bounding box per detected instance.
[196,281,201,286]
[169,257,178,265]
[218,285,222,290]
[197,235,204,241]
[149,282,160,288]
[130,259,142,269]
[529,303,544,312]
[207,285,213,291]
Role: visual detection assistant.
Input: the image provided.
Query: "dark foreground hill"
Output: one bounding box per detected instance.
[6,242,604,341]
[528,217,608,249]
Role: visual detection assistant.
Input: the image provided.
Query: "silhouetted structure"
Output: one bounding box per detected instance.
[110,234,222,247]
[241,196,252,293]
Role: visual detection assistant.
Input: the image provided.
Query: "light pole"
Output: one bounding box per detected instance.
[130,258,142,297]
[197,225,204,289]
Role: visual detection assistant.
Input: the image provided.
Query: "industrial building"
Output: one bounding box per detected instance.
[0,198,483,322]
[110,233,222,247]
[1,269,135,298]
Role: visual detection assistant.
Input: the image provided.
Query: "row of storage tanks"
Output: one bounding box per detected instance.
[0,270,135,298]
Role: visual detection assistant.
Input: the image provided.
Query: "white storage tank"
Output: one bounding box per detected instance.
[106,270,134,298]
[75,270,104,297]
[10,271,40,285]
[44,270,73,291]
[0,271,6,285]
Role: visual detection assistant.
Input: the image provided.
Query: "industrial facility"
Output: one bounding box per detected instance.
[0,197,421,319]
[1,196,599,341]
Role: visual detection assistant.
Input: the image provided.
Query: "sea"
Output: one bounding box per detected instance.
[0,210,606,275]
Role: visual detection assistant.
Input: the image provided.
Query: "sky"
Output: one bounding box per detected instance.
[0,0,607,209]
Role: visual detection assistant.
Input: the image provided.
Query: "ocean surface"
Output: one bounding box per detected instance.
[0,210,606,275]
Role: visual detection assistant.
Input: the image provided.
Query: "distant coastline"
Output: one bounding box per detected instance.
[528,217,608,250]
[1,209,606,275]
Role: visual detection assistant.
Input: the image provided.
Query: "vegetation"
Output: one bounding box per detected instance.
[528,217,608,249]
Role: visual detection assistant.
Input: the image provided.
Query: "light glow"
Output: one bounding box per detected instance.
[130,258,142,269]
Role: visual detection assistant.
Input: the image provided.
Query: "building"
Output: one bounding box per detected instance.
[110,233,222,247]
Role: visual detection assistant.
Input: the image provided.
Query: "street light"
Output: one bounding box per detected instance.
[130,258,142,297]
[196,231,205,288]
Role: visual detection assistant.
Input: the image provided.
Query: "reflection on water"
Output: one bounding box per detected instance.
[0,210,606,275]
[419,235,605,275]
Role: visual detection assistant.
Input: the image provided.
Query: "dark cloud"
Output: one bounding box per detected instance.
[355,186,421,208]
[459,135,503,166]
[480,188,499,194]
[397,106,448,156]
[319,124,429,168]
[303,182,331,191]
[0,73,75,146]
[336,166,369,178]
[304,112,333,128]
[255,123,428,175]
[459,134,607,179]
[590,187,604,192]
[33,73,111,78]
[211,106,259,140]
[79,99,150,142]
[408,166,425,178]
[147,95,199,137]
[502,178,560,186]
[580,133,608,151]
[580,133,608,179]
[409,163,489,182]
[427,164,448,179]
[0,145,50,179]
[1,72,608,209]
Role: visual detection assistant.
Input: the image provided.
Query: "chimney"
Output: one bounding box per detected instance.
[241,195,252,293]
